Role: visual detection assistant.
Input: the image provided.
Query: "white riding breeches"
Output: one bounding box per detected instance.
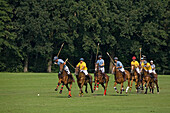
[64,66,70,75]
[99,67,105,73]
[135,67,140,74]
[80,70,88,75]
[152,70,156,74]
[145,69,152,74]
[119,68,125,72]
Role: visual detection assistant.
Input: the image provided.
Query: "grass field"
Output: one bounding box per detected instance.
[0,73,170,113]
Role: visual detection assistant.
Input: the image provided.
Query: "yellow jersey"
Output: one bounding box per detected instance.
[77,62,87,70]
[131,61,139,68]
[144,63,152,70]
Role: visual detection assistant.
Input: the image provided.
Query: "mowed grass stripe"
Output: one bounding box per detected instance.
[0,73,170,113]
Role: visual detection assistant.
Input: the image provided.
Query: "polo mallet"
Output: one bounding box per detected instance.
[139,48,142,62]
[57,43,64,57]
[67,60,75,69]
[65,58,68,62]
[106,52,115,65]
[95,43,100,63]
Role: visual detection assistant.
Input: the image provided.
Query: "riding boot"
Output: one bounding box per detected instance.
[87,74,91,83]
[102,73,106,83]
[122,72,126,81]
[69,74,75,82]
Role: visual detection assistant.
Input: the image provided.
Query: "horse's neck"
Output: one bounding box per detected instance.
[62,70,67,76]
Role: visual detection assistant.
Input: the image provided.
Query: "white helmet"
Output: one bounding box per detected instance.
[150,60,153,63]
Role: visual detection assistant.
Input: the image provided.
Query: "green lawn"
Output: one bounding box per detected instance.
[0,73,170,113]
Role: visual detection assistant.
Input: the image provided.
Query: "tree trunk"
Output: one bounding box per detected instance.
[24,57,28,72]
[47,56,52,73]
[109,51,114,73]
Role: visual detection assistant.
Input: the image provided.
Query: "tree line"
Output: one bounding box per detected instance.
[0,0,169,74]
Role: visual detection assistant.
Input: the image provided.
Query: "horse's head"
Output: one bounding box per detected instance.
[131,65,135,73]
[112,65,116,74]
[95,64,99,72]
[75,67,79,75]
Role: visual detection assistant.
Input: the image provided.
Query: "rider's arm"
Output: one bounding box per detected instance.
[101,62,104,66]
[116,66,122,69]
[80,66,85,70]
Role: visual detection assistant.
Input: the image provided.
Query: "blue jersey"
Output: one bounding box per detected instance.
[56,59,66,68]
[116,61,124,69]
[96,59,104,67]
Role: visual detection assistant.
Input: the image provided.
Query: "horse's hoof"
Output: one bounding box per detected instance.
[126,92,127,94]
[96,88,98,91]
[116,91,119,93]
[144,92,147,94]
[157,92,159,94]
[120,92,122,94]
[68,95,72,98]
[85,91,88,93]
[103,94,106,96]
[55,89,58,91]
[59,91,62,94]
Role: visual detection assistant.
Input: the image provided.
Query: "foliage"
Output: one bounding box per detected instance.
[0,0,169,74]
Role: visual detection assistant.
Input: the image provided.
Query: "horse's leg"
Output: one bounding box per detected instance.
[101,83,106,96]
[114,82,119,93]
[135,75,139,93]
[130,77,134,91]
[59,83,64,94]
[155,81,159,94]
[55,79,62,91]
[79,80,85,97]
[120,83,123,94]
[89,79,94,93]
[93,77,97,91]
[151,82,154,94]
[85,83,88,93]
[65,84,71,98]
[145,79,149,94]
[96,82,99,91]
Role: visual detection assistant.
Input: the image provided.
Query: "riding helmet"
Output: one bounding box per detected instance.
[98,55,102,58]
[150,60,153,63]
[132,56,136,60]
[80,58,84,61]
[144,61,147,64]
[114,57,118,60]
[53,56,58,61]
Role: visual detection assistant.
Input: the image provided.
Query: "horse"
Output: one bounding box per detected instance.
[142,69,159,94]
[151,73,159,94]
[130,65,141,93]
[55,64,73,98]
[75,67,93,97]
[112,65,131,94]
[93,64,109,96]
[142,69,153,94]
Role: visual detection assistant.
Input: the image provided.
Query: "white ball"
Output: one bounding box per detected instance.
[38,94,40,96]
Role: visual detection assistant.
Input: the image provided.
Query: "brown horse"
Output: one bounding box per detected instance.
[112,65,131,94]
[142,69,152,94]
[130,65,140,93]
[75,67,93,97]
[55,64,73,98]
[142,69,159,94]
[94,64,109,96]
